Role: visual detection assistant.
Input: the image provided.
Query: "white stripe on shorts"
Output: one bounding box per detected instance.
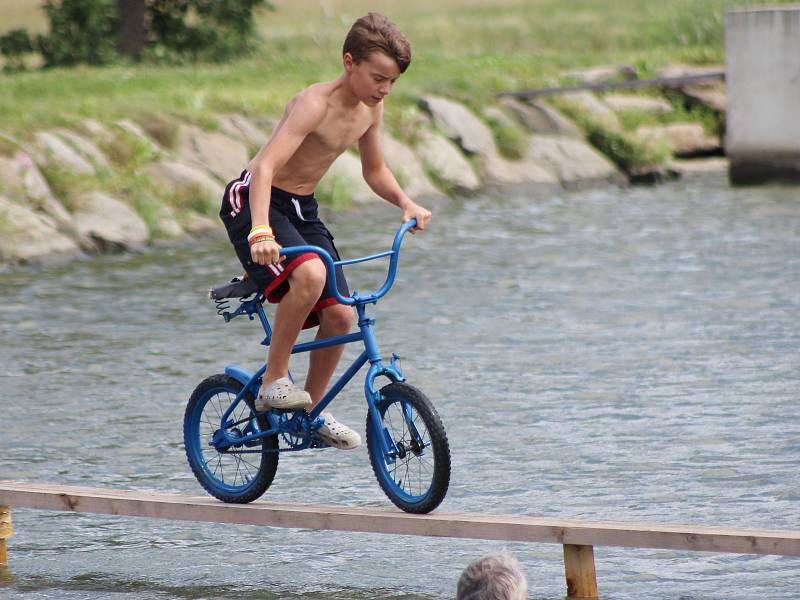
[228,171,251,217]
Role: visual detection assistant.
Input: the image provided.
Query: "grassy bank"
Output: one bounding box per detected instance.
[0,0,794,238]
[0,0,794,137]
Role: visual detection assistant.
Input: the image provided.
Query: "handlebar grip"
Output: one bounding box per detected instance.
[400,217,417,236]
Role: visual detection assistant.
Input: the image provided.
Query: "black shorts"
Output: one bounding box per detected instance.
[219,170,349,329]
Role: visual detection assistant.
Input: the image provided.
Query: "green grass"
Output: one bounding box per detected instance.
[0,131,20,156]
[485,115,527,160]
[661,90,724,135]
[136,113,181,149]
[38,162,96,211]
[1,0,795,139]
[602,88,724,142]
[0,0,794,220]
[99,129,160,169]
[131,193,164,237]
[316,174,354,210]
[552,97,671,172]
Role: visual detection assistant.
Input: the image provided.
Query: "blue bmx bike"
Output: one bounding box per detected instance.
[184,219,451,514]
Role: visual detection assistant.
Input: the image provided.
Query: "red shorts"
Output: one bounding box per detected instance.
[219,171,349,329]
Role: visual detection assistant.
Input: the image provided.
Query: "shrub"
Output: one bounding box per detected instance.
[0,0,274,69]
[38,0,119,67]
[0,29,35,72]
[146,0,273,63]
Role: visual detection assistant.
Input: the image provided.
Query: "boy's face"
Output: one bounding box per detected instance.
[344,51,401,106]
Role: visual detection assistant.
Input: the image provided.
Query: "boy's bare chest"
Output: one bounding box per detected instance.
[310,108,372,154]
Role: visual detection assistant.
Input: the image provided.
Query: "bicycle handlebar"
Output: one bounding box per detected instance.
[278,218,418,306]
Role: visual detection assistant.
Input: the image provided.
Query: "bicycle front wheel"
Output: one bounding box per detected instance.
[184,374,279,503]
[366,382,451,513]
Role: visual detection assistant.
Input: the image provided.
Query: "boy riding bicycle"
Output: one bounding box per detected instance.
[219,13,431,450]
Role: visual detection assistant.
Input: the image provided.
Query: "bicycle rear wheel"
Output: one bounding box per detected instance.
[366,382,450,513]
[184,374,279,503]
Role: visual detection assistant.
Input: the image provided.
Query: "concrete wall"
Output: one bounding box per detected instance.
[725,7,800,185]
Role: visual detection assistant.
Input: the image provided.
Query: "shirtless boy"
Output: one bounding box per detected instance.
[219,13,431,450]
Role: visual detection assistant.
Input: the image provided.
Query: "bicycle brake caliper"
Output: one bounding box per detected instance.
[389,353,404,380]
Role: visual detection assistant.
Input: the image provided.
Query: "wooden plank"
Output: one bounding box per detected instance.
[563,544,598,598]
[1,481,799,556]
[0,506,11,566]
[497,71,725,100]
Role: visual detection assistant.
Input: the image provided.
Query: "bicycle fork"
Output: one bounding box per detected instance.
[357,302,422,462]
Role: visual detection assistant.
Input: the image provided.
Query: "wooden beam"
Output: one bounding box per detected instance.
[0,506,11,566]
[1,481,799,557]
[497,71,725,100]
[563,544,598,598]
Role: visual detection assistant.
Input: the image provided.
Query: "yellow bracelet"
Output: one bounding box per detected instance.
[248,226,274,242]
[248,235,275,247]
[250,226,272,233]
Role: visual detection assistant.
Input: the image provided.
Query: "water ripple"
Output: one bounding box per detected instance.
[1,178,799,598]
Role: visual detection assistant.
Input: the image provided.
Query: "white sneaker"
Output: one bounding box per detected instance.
[315,412,361,450]
[255,377,312,411]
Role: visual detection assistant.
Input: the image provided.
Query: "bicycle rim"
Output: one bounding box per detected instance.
[184,375,278,503]
[367,382,450,513]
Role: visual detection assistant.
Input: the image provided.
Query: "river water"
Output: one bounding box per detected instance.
[1,175,799,599]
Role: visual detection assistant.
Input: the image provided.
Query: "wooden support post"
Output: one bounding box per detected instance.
[0,506,11,566]
[563,544,598,599]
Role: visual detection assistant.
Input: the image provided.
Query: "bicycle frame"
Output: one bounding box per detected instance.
[214,219,418,457]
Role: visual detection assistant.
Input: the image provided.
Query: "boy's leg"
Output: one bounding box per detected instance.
[259,260,326,409]
[305,303,361,450]
[305,303,356,405]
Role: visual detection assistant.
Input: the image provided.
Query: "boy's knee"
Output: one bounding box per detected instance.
[322,304,355,333]
[291,259,327,298]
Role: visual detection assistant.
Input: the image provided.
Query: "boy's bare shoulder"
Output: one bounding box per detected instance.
[290,82,335,111]
[284,83,332,125]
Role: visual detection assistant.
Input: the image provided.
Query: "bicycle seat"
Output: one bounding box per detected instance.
[208,277,259,300]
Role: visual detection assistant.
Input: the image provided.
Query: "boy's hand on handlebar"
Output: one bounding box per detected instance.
[251,239,283,266]
[402,202,432,233]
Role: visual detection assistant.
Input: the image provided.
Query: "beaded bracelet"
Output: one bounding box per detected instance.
[248,235,275,248]
[248,225,274,243]
[248,232,273,243]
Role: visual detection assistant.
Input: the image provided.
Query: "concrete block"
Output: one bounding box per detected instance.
[725,7,800,184]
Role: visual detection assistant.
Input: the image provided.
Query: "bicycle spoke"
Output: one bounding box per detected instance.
[186,377,279,503]
[212,454,223,479]
[379,395,437,496]
[231,454,242,485]
[238,456,257,482]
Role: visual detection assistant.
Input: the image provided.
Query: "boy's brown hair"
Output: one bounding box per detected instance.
[343,13,411,73]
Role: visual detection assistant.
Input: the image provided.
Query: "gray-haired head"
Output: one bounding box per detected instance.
[456,552,528,600]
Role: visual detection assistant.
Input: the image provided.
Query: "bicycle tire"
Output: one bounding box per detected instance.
[366,382,451,513]
[184,374,279,503]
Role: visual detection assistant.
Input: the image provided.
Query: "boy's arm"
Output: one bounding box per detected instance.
[248,93,326,264]
[358,116,431,231]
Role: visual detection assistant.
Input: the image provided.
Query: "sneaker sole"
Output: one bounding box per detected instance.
[255,398,311,412]
[314,433,361,450]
